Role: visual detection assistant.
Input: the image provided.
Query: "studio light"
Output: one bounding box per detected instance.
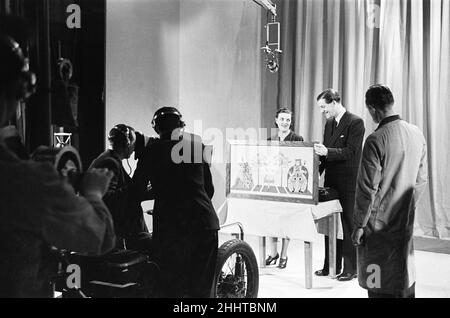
[252,0,282,73]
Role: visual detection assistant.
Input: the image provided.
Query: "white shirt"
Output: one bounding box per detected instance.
[335,108,346,126]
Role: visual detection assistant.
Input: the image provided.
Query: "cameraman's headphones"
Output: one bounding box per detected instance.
[108,124,134,149]
[151,107,185,134]
[0,34,36,100]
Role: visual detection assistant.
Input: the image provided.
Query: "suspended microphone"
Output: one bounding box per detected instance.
[267,56,279,73]
[255,0,282,73]
[261,21,282,73]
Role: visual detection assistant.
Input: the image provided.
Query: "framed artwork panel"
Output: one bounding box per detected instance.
[227,140,319,205]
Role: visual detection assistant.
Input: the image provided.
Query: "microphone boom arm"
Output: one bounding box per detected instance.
[252,0,277,16]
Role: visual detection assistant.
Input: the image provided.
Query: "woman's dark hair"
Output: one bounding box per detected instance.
[275,107,292,118]
[365,84,394,110]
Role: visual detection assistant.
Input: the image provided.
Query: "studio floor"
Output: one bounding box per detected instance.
[218,232,450,298]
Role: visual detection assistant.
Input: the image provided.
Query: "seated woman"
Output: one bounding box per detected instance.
[266,108,304,269]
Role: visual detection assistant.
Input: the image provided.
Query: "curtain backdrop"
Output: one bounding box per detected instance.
[262,0,450,238]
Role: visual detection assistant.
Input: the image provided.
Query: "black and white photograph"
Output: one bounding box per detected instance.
[1,0,450,302]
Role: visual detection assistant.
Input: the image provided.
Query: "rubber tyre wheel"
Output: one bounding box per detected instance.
[214,239,259,298]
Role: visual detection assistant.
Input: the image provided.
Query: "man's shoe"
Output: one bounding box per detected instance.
[314,269,329,276]
[330,270,343,279]
[337,272,357,281]
[265,253,279,266]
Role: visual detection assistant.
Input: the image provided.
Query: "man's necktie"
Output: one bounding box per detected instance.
[331,119,337,136]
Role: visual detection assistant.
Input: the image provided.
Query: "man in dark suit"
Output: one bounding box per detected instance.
[313,89,365,281]
[130,107,219,298]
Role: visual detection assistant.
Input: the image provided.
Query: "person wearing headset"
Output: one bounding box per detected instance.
[0,16,115,297]
[129,107,219,298]
[89,124,150,250]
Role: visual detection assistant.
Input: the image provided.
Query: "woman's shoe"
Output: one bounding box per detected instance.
[278,257,288,269]
[265,253,279,265]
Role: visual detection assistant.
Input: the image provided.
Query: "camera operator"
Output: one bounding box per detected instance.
[0,17,116,297]
[89,124,151,250]
[130,107,219,298]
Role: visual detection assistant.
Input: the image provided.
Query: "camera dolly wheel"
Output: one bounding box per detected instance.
[214,239,259,298]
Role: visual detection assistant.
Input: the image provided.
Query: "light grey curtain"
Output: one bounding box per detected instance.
[262,0,450,238]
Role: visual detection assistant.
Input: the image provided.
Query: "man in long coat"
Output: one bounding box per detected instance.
[352,85,428,298]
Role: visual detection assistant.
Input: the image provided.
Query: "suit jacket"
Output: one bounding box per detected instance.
[320,111,365,192]
[354,117,428,293]
[130,133,219,236]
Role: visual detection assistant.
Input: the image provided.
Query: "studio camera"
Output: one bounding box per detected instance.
[31,145,84,192]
